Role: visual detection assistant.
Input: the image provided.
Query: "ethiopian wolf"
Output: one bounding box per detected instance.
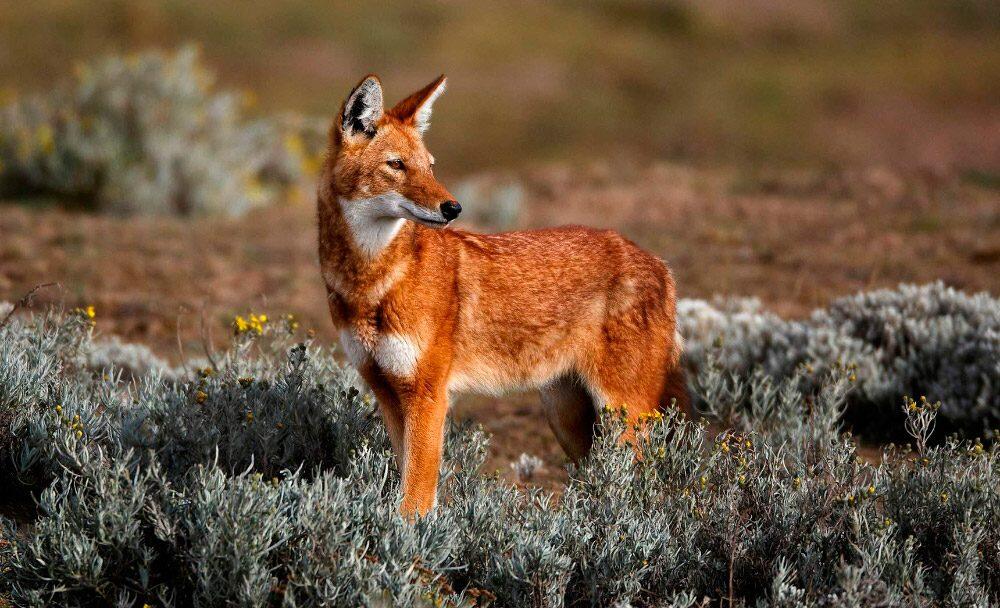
[318,74,687,515]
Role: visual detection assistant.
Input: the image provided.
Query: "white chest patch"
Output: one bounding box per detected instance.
[338,329,371,367]
[374,334,422,378]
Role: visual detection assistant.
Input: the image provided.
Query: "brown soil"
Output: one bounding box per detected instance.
[1,162,998,484]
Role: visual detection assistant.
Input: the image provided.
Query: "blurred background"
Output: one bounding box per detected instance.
[1,1,998,472]
[4,1,999,172]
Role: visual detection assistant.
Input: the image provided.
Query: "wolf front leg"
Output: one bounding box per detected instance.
[358,364,407,470]
[398,384,449,517]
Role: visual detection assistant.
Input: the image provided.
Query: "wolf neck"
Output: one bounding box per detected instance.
[320,193,418,303]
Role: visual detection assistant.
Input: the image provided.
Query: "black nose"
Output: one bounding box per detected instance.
[440,200,462,221]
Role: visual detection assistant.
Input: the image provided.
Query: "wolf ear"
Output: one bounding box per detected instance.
[389,75,447,134]
[340,75,383,140]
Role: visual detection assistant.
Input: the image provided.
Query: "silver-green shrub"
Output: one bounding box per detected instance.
[680,282,1000,436]
[0,46,324,216]
[84,336,171,380]
[1,285,998,606]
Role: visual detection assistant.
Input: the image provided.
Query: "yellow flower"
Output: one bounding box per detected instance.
[939,491,948,503]
[867,485,875,495]
[883,517,893,527]
[243,175,266,201]
[283,133,305,157]
[302,154,323,175]
[656,446,666,459]
[246,411,255,423]
[72,305,96,323]
[55,405,62,413]
[700,476,707,487]
[36,124,55,154]
[195,390,208,404]
[737,475,746,485]
[75,430,83,438]
[242,313,267,335]
[793,476,801,489]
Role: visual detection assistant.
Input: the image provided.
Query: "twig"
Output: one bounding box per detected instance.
[175,306,192,378]
[198,304,220,372]
[0,282,60,330]
[728,539,735,607]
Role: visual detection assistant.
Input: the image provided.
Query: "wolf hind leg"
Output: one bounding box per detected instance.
[659,361,691,417]
[539,374,597,462]
[579,349,668,446]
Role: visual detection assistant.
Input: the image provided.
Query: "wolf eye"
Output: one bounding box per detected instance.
[386,159,405,171]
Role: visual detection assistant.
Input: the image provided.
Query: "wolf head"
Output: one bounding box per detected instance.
[326,74,460,232]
